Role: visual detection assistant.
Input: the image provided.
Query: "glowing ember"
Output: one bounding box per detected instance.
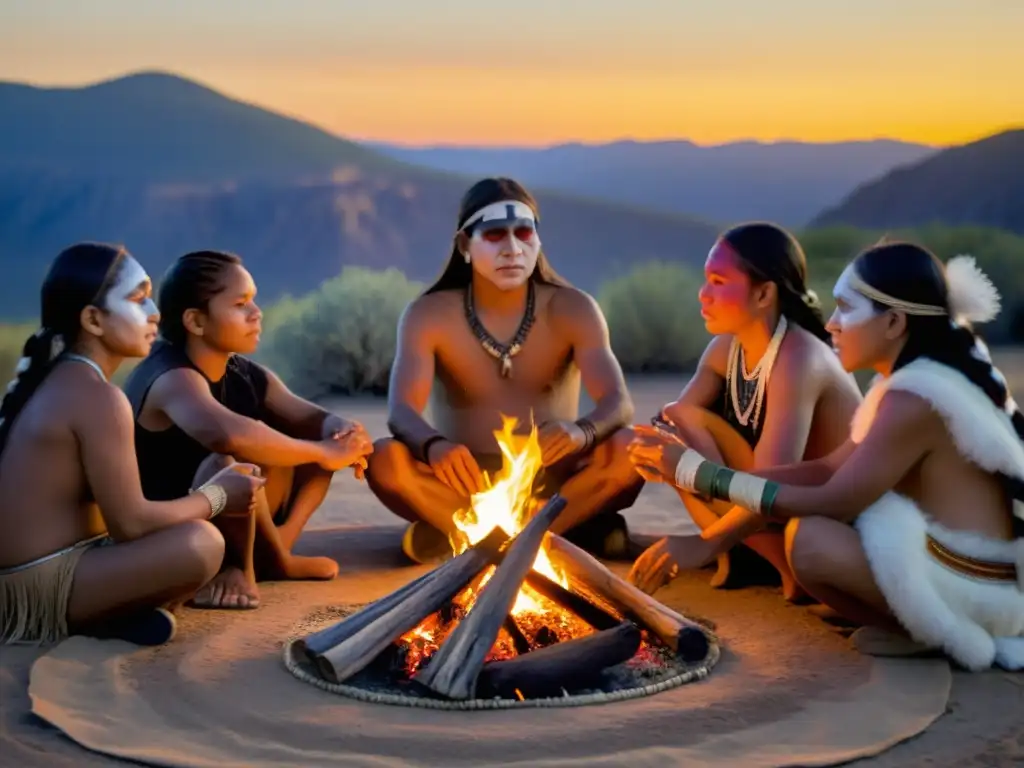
[398,416,588,674]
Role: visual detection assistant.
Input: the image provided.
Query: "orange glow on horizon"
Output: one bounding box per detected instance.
[2,0,1020,150]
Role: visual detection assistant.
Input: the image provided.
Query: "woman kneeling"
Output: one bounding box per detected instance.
[630,242,1024,671]
[0,244,263,647]
[650,222,861,600]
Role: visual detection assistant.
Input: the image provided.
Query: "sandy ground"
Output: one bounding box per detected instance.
[2,375,1024,766]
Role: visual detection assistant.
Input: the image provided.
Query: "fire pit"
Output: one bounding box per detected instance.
[284,419,720,709]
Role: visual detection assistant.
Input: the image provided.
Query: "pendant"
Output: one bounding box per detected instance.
[500,355,513,378]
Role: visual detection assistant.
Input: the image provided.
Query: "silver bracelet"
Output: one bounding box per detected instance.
[196,483,228,519]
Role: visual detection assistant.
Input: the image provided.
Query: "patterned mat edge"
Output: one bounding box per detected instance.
[281,613,722,711]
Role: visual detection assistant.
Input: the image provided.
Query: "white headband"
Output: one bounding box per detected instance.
[460,200,537,231]
[847,254,1001,325]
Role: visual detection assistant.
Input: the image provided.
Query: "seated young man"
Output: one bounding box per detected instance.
[123,250,373,610]
[366,177,643,564]
[628,244,1024,672]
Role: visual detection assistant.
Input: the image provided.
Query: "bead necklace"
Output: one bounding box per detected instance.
[463,282,536,378]
[725,315,788,432]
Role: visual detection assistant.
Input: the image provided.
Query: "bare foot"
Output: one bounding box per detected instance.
[191,567,261,610]
[279,555,339,581]
[781,572,814,604]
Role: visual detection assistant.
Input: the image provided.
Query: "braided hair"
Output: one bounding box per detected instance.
[720,222,830,343]
[854,242,1024,517]
[0,243,127,457]
[156,250,242,347]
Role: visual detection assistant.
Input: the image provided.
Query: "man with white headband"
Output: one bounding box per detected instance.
[366,177,643,564]
[628,242,1024,672]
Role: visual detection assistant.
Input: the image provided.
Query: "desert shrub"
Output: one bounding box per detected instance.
[0,323,36,385]
[598,261,708,373]
[257,266,423,397]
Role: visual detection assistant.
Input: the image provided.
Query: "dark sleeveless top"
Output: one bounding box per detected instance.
[122,341,269,501]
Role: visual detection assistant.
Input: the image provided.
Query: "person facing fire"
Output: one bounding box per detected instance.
[642,222,862,601]
[628,243,1024,672]
[365,177,643,564]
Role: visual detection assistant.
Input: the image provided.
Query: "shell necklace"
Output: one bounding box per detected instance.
[725,315,788,431]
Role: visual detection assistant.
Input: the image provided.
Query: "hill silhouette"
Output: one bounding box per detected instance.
[811,129,1024,235]
[372,138,936,227]
[0,72,720,319]
[0,71,404,181]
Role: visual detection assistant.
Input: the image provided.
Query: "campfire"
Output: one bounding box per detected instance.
[295,417,710,703]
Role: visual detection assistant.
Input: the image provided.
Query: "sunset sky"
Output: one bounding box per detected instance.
[2,0,1021,147]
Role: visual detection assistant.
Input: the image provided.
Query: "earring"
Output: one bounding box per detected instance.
[463,251,471,264]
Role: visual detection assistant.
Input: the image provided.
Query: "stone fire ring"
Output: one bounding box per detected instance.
[283,604,722,711]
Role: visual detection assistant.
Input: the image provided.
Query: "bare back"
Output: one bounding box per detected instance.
[0,363,107,567]
[425,285,583,453]
[907,430,1012,540]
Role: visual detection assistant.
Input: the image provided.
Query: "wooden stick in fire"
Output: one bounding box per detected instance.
[309,527,509,683]
[477,622,641,700]
[413,494,568,700]
[546,534,710,662]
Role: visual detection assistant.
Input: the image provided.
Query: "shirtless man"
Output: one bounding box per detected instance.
[0,244,262,646]
[366,177,643,563]
[124,250,373,609]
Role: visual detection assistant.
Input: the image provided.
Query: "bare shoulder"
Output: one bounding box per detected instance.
[57,371,134,433]
[701,334,732,376]
[774,325,834,380]
[547,284,602,318]
[873,389,942,436]
[401,291,459,330]
[148,365,209,403]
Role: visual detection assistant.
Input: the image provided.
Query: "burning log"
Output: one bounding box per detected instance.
[307,527,509,683]
[503,616,532,655]
[522,571,620,631]
[476,622,642,700]
[547,535,710,662]
[413,494,568,700]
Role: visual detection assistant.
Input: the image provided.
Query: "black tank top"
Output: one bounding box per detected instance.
[123,341,269,501]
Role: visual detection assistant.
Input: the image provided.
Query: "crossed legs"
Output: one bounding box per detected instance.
[67,520,224,636]
[366,429,644,561]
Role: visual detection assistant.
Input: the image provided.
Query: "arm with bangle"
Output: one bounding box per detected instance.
[669,392,933,525]
[560,288,634,453]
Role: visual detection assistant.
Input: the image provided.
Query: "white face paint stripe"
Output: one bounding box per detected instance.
[106,256,155,329]
[832,264,880,329]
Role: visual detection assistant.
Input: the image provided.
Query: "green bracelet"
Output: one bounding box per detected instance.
[676,450,779,515]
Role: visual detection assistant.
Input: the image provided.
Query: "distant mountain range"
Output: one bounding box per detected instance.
[0,72,719,319]
[0,70,1019,321]
[811,129,1024,236]
[371,139,938,227]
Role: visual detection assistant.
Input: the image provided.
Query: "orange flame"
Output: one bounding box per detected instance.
[447,415,568,615]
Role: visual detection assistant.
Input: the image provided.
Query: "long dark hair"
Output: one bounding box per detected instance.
[422,177,571,295]
[855,241,1024,510]
[0,243,127,457]
[157,250,242,346]
[720,222,830,342]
